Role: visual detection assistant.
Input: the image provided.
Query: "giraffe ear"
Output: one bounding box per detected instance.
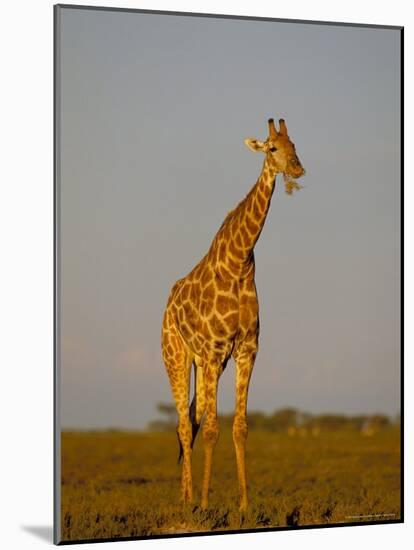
[244,138,265,152]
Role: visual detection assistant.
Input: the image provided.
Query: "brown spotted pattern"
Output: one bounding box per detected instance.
[161,118,305,511]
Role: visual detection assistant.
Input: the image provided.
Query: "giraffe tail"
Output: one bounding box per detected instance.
[178,361,205,464]
[190,361,205,445]
[177,428,184,464]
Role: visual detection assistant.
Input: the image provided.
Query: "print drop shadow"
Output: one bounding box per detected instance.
[21,525,54,543]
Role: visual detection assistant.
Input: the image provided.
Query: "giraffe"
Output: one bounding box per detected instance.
[161,117,305,512]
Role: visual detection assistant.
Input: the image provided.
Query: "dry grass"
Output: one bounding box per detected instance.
[60,427,401,542]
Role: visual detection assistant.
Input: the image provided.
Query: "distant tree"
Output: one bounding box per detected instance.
[316,414,349,431]
[156,402,177,424]
[147,402,177,431]
[349,416,367,431]
[147,419,172,432]
[147,404,393,433]
[270,408,299,431]
[247,411,267,430]
[360,414,390,436]
[370,414,390,428]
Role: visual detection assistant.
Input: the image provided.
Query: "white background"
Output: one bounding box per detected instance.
[0,1,410,548]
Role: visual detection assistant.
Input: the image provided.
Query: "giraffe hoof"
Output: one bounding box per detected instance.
[239,503,247,528]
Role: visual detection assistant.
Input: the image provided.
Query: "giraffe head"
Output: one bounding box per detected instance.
[244,118,305,180]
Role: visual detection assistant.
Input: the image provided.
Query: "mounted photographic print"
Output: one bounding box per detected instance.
[54,4,403,544]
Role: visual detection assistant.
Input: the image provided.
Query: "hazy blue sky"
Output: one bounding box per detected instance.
[58,7,401,429]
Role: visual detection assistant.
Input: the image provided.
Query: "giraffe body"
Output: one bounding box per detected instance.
[161,118,305,511]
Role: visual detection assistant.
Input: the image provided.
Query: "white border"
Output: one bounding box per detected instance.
[1,1,410,549]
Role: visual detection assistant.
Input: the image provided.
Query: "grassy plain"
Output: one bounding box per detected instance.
[60,428,400,542]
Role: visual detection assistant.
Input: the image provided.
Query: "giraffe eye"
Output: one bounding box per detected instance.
[269,146,277,152]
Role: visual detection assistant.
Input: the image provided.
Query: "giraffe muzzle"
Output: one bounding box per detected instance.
[289,166,305,179]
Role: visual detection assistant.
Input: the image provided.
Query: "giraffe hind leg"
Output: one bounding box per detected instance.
[233,345,257,512]
[200,359,220,510]
[162,318,194,502]
[190,356,226,453]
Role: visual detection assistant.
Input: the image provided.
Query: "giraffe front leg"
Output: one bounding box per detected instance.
[233,348,256,512]
[200,360,220,510]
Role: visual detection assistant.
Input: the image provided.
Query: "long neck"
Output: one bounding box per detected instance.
[209,156,277,278]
